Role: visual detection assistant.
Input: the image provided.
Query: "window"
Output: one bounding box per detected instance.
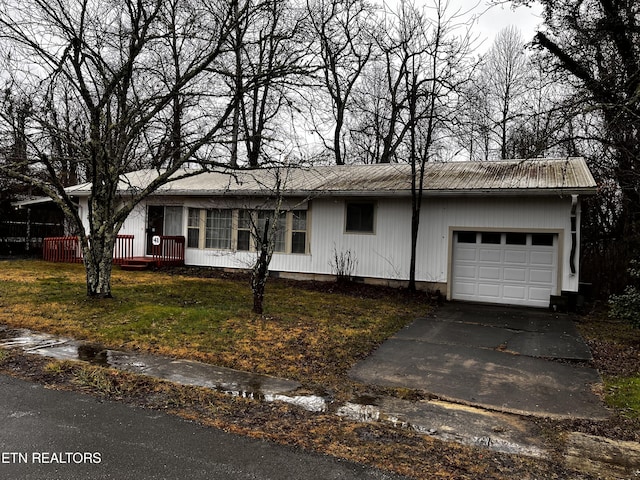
[188,207,309,254]
[531,233,554,246]
[291,210,307,254]
[457,231,477,243]
[187,208,201,248]
[481,232,502,244]
[345,202,375,233]
[164,207,183,236]
[506,232,527,245]
[237,210,251,251]
[206,209,232,249]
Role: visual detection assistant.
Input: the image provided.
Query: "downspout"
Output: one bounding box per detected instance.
[570,194,578,275]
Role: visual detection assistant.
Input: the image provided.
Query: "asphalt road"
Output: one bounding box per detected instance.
[0,374,406,480]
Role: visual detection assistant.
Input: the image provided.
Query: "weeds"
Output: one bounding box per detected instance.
[329,246,358,283]
[73,365,125,397]
[43,361,66,375]
[605,377,640,418]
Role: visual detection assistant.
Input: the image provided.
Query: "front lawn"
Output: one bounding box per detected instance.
[0,260,428,389]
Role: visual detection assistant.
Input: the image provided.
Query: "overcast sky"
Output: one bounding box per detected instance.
[461,0,544,51]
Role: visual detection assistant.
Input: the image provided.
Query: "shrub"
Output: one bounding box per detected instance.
[609,259,640,328]
[329,246,358,283]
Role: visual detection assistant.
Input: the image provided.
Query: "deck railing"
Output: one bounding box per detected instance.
[43,235,136,264]
[43,234,184,266]
[42,236,83,263]
[112,235,135,265]
[150,235,185,266]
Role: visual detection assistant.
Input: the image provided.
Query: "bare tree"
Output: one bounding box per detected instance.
[233,167,297,314]
[348,61,389,163]
[455,78,493,161]
[349,3,418,164]
[0,87,31,178]
[508,0,640,292]
[402,0,473,290]
[504,53,578,159]
[226,0,311,168]
[307,0,376,165]
[249,172,285,314]
[484,26,530,159]
[0,0,292,298]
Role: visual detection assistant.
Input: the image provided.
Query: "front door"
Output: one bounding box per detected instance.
[146,206,164,255]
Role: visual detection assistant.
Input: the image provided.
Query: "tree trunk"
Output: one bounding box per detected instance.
[333,100,345,165]
[251,218,270,314]
[408,209,419,292]
[82,227,116,298]
[252,277,265,314]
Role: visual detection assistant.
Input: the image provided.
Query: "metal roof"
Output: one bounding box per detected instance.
[68,157,597,198]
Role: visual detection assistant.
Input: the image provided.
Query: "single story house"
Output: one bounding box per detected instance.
[66,157,596,308]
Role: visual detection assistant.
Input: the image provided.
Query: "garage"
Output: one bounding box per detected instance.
[451,231,558,308]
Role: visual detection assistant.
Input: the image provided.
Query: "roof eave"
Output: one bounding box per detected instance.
[421,187,599,197]
[136,186,598,198]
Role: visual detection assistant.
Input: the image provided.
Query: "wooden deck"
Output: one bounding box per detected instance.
[43,235,185,269]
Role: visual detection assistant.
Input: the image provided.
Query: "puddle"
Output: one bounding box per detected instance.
[0,326,546,458]
[0,328,323,412]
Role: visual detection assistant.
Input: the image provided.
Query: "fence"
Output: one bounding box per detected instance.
[1,220,65,254]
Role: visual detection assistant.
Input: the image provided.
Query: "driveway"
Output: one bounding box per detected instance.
[349,302,609,419]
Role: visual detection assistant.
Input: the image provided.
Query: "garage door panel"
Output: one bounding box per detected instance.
[456,247,478,261]
[455,265,478,279]
[478,266,501,281]
[479,249,502,262]
[504,250,528,264]
[503,268,527,282]
[452,232,558,308]
[455,282,478,296]
[503,285,526,300]
[477,284,501,298]
[530,251,554,266]
[529,287,553,302]
[529,269,554,284]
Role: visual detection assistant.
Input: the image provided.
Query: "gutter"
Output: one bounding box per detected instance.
[107,187,599,198]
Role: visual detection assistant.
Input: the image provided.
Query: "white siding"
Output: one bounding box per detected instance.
[181,197,413,281]
[307,198,412,280]
[77,193,581,295]
[118,203,148,255]
[415,196,579,295]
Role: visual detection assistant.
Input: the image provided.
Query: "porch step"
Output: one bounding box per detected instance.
[120,263,151,271]
[118,257,158,271]
[118,256,184,271]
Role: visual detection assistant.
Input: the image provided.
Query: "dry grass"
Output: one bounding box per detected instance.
[0,260,428,391]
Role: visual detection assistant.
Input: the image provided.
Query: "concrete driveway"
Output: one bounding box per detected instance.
[349,302,610,420]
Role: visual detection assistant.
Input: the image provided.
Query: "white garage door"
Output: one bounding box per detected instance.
[451,231,558,308]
